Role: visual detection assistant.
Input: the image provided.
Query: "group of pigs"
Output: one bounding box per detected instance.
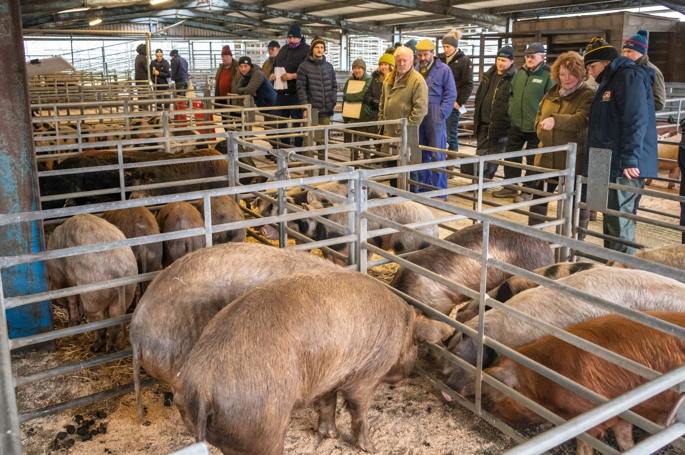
[45,178,685,454]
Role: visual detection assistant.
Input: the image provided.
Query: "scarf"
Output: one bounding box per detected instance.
[559,81,584,97]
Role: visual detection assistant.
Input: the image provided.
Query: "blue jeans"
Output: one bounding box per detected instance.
[445,108,461,151]
[273,92,303,148]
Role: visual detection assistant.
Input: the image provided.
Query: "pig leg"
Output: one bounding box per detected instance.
[88,310,107,353]
[574,438,594,455]
[342,383,377,453]
[66,295,81,327]
[313,391,339,439]
[106,286,128,353]
[610,419,634,451]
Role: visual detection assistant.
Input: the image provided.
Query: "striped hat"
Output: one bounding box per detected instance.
[584,37,618,66]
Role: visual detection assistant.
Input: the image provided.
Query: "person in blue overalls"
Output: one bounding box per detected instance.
[414,39,457,196]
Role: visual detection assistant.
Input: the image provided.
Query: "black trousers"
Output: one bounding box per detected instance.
[502,125,540,188]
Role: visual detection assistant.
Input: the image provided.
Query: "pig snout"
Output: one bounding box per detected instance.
[260,224,279,240]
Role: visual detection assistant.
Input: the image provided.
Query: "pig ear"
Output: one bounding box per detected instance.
[460,380,476,397]
[306,191,319,204]
[413,315,455,343]
[488,363,520,389]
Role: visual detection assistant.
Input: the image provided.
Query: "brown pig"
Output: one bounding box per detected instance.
[181,271,454,455]
[130,243,342,422]
[47,214,137,352]
[101,206,163,298]
[196,195,246,244]
[481,312,685,455]
[391,223,554,316]
[155,201,205,267]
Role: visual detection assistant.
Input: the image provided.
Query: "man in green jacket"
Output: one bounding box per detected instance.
[493,42,555,201]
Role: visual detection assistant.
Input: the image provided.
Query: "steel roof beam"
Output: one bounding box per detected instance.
[508,0,659,17]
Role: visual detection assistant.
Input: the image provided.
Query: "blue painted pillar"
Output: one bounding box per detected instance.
[0,0,53,341]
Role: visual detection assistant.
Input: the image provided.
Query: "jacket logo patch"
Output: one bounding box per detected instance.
[602,91,611,102]
[532,78,543,83]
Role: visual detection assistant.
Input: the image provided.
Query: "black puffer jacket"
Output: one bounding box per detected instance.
[296,55,337,117]
[150,58,171,87]
[134,44,147,81]
[438,49,474,107]
[273,39,310,95]
[473,64,516,138]
[364,70,384,121]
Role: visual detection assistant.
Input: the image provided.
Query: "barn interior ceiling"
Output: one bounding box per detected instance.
[19,0,685,41]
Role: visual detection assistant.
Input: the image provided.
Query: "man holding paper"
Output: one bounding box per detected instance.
[270,23,310,147]
[342,58,372,159]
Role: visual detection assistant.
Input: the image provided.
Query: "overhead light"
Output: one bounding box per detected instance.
[58,7,90,13]
[89,18,102,26]
[150,0,170,5]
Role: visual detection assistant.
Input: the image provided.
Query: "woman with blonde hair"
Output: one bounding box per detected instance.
[528,51,595,234]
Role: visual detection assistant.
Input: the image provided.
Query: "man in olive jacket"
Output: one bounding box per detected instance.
[379,46,428,187]
[494,42,555,200]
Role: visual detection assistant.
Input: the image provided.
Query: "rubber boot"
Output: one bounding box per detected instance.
[527,203,549,226]
[578,209,590,241]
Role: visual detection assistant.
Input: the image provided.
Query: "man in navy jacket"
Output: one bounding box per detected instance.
[584,37,657,253]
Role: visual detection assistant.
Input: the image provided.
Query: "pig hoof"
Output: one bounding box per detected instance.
[317,424,339,439]
[441,391,453,402]
[357,440,377,454]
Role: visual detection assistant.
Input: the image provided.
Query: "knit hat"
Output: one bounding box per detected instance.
[623,29,648,55]
[155,48,163,55]
[238,56,252,67]
[352,58,366,71]
[404,39,418,53]
[170,49,179,57]
[497,45,515,60]
[287,23,302,38]
[415,39,436,51]
[221,45,232,56]
[584,37,619,66]
[267,40,281,49]
[524,42,546,55]
[310,36,325,52]
[442,29,461,48]
[378,53,395,67]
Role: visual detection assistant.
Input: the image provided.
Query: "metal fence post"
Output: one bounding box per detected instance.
[0,278,23,455]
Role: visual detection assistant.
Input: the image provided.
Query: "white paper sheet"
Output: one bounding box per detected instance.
[274,67,287,90]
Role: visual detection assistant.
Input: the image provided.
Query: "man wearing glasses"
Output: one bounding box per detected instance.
[493,42,555,201]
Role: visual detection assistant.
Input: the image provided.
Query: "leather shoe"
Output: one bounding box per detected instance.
[492,187,519,198]
[513,193,533,203]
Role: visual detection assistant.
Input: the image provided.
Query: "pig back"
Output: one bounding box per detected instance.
[391,224,554,315]
[130,243,341,389]
[181,271,417,439]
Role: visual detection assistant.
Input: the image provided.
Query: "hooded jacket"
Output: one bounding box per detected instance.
[364,70,385,122]
[508,62,555,132]
[237,64,277,107]
[134,44,148,81]
[584,56,658,179]
[635,53,666,111]
[438,49,474,107]
[473,63,517,139]
[273,39,310,95]
[296,54,337,117]
[342,72,372,123]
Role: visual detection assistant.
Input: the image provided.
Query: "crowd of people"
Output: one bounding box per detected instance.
[134,26,666,253]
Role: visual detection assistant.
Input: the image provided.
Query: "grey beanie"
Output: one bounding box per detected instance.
[442,34,459,48]
[352,58,366,71]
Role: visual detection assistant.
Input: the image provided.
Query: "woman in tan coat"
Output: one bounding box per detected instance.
[528,51,595,230]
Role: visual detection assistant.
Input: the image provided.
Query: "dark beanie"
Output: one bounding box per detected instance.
[623,29,649,55]
[238,56,252,66]
[221,45,232,56]
[584,37,619,66]
[170,49,179,57]
[497,45,515,60]
[311,36,325,52]
[288,23,302,38]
